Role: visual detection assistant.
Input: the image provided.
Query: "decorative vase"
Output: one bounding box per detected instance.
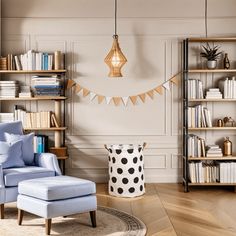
[207,60,217,69]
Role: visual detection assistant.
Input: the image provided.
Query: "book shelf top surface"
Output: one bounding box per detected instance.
[188,182,236,186]
[0,96,67,101]
[188,156,236,160]
[188,127,236,130]
[24,127,67,131]
[188,99,236,102]
[187,37,236,42]
[187,69,236,73]
[0,70,66,74]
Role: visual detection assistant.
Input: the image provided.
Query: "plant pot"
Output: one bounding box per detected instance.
[207,60,217,69]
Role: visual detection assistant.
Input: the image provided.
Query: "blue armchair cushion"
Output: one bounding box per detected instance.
[5,132,34,165]
[0,141,25,168]
[0,121,23,141]
[3,166,55,187]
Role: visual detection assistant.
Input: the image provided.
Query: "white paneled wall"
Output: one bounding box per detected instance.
[2,0,236,182]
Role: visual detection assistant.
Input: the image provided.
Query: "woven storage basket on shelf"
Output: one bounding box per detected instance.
[105,143,146,198]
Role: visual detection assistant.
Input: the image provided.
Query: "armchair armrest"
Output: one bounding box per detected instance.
[0,164,4,188]
[34,153,62,176]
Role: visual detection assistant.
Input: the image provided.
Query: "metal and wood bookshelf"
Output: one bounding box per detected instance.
[183,37,236,192]
[0,69,68,174]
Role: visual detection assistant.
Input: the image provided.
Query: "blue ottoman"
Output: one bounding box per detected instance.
[17,176,97,235]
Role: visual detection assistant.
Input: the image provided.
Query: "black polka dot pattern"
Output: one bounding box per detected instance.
[107,144,145,197]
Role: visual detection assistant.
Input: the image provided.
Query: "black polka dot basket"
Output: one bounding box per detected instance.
[105,143,146,198]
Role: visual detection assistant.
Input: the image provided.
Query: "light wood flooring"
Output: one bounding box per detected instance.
[97,184,236,236]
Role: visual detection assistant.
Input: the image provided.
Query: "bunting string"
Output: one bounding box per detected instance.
[66,72,181,106]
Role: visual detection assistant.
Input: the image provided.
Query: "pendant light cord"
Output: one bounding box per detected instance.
[114,0,117,36]
[205,0,208,38]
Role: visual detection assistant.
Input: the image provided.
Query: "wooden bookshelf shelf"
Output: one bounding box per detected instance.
[57,156,69,160]
[189,183,236,186]
[188,156,236,160]
[24,127,67,131]
[188,37,236,42]
[188,127,236,131]
[188,99,236,102]
[0,70,66,74]
[0,96,67,101]
[188,69,236,73]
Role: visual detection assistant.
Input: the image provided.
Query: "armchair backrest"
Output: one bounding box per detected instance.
[0,121,23,141]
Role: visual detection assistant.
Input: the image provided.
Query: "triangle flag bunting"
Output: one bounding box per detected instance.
[139,93,146,103]
[98,95,105,104]
[83,88,90,97]
[147,90,154,99]
[162,81,170,90]
[130,96,138,105]
[155,86,163,95]
[90,92,97,101]
[75,84,82,93]
[170,75,179,85]
[67,79,76,89]
[113,97,122,106]
[106,96,112,105]
[122,97,129,106]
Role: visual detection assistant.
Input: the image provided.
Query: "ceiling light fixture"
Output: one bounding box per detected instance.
[104,0,127,77]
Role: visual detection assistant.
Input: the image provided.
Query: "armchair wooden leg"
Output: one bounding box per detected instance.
[90,211,96,227]
[0,204,4,219]
[18,209,24,225]
[45,218,52,235]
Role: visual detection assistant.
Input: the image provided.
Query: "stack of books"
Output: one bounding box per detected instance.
[188,79,204,99]
[205,88,223,99]
[32,75,61,96]
[188,105,212,127]
[206,145,223,157]
[188,134,206,157]
[33,135,48,153]
[218,77,236,99]
[0,57,7,70]
[0,81,19,98]
[19,86,32,98]
[0,113,14,123]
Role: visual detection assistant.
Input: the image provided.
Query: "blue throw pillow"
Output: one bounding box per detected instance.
[0,141,25,168]
[4,132,35,165]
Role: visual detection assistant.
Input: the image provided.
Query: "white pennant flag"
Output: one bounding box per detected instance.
[162,81,170,90]
[106,96,112,104]
[90,92,97,101]
[122,97,129,106]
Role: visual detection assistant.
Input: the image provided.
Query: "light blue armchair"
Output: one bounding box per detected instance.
[0,121,61,219]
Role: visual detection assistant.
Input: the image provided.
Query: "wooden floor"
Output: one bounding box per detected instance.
[97,184,236,236]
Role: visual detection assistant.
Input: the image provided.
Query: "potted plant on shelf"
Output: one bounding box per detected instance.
[200,45,222,69]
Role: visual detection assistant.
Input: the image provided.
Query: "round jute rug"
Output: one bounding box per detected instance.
[0,204,146,236]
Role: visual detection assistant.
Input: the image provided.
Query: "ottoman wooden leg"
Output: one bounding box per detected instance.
[18,209,24,225]
[90,211,96,227]
[45,219,52,235]
[0,204,4,219]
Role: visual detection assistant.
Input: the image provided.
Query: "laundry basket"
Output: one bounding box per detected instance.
[105,143,146,198]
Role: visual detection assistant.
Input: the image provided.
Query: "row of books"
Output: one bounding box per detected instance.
[32,75,61,96]
[219,77,236,99]
[188,105,212,128]
[0,81,19,98]
[188,135,206,157]
[188,79,204,99]
[14,107,59,128]
[189,161,236,183]
[2,50,62,71]
[33,135,48,153]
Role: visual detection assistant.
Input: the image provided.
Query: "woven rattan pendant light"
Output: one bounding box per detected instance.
[104,0,127,77]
